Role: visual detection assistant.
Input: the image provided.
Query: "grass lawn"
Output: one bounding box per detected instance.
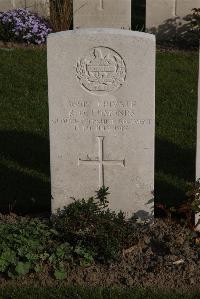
[0,48,198,213]
[0,287,200,299]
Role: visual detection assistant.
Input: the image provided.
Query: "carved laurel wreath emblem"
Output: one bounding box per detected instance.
[76,46,126,95]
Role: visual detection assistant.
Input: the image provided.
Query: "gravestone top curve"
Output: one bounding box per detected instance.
[48,28,155,40]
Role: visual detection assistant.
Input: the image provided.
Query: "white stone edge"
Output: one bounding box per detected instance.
[48,28,155,42]
[195,43,200,230]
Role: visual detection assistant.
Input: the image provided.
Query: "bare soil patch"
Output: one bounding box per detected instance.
[0,219,199,292]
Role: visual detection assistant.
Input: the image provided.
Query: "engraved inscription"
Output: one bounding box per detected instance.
[51,99,152,132]
[76,47,126,95]
[78,136,125,187]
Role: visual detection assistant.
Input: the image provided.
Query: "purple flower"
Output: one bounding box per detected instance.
[0,8,52,44]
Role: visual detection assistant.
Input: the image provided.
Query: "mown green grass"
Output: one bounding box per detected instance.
[156,51,198,207]
[0,287,200,299]
[0,48,50,213]
[0,48,198,213]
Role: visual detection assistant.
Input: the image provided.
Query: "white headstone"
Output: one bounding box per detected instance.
[48,29,155,219]
[146,0,200,39]
[73,0,131,30]
[0,0,49,16]
[0,0,13,11]
[146,0,175,31]
[15,0,50,16]
[196,47,200,227]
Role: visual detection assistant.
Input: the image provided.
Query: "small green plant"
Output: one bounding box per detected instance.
[185,180,200,227]
[74,243,94,267]
[156,180,200,229]
[95,186,110,208]
[0,217,52,278]
[0,188,139,280]
[0,216,72,279]
[49,242,72,279]
[52,187,138,262]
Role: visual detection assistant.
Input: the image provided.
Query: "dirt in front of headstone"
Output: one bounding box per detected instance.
[0,219,200,292]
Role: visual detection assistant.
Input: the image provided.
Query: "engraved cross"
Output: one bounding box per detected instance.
[78,136,125,188]
[98,0,104,10]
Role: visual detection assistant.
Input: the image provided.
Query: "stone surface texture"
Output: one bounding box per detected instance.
[146,0,200,39]
[73,0,131,29]
[0,0,13,10]
[0,0,49,16]
[48,29,155,219]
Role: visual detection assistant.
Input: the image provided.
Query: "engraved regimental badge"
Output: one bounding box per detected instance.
[76,46,126,95]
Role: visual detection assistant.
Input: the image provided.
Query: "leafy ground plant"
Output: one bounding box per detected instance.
[156,180,200,229]
[51,187,138,263]
[0,216,51,277]
[0,188,139,279]
[0,215,73,279]
[1,192,200,289]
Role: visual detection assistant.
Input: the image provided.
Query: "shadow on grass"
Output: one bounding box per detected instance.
[0,132,196,214]
[156,138,195,181]
[155,137,195,207]
[0,130,51,214]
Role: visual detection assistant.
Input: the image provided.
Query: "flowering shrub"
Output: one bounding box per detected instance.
[0,8,52,44]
